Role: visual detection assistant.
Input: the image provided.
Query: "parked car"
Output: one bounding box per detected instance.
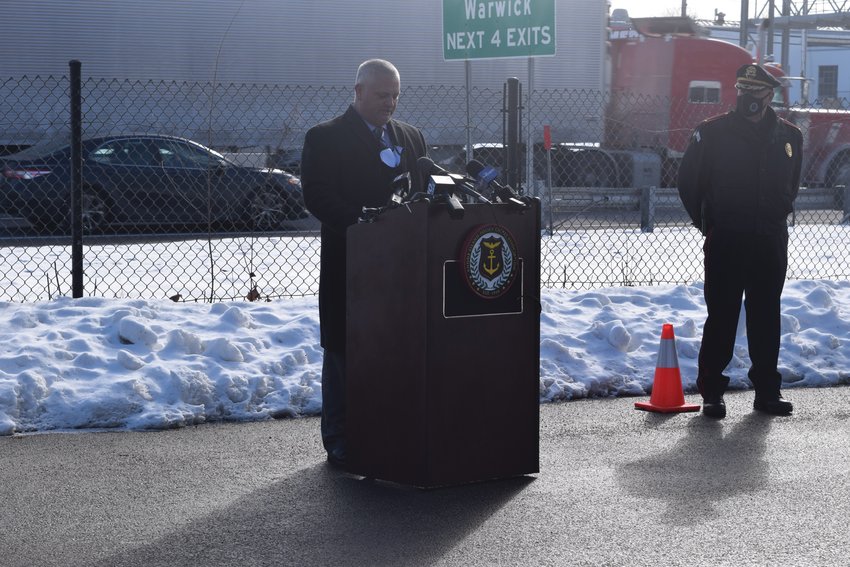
[265,147,303,176]
[0,134,310,234]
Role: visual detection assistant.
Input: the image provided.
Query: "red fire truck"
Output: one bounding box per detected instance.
[559,16,850,204]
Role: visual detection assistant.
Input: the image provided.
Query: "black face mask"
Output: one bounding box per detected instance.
[737,92,768,117]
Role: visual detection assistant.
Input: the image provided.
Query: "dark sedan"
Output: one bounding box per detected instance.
[0,134,310,234]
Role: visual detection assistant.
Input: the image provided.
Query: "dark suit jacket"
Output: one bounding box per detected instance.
[301,104,427,350]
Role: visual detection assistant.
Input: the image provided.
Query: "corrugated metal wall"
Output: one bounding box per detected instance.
[1,0,607,90]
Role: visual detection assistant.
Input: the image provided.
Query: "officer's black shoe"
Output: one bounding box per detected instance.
[753,395,793,416]
[697,374,730,419]
[702,397,726,419]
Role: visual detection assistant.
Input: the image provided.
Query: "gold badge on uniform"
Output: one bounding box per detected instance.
[785,143,793,157]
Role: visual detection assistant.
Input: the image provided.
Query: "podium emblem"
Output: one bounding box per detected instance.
[461,224,518,298]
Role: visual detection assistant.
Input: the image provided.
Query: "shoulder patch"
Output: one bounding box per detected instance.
[693,112,731,140]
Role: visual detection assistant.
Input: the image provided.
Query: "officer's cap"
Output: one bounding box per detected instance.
[735,64,781,91]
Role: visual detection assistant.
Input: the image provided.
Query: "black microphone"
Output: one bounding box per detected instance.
[417,157,491,204]
[466,159,528,208]
[418,157,464,218]
[417,155,452,177]
[387,171,411,208]
[446,173,492,204]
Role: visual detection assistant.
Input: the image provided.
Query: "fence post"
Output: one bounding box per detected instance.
[544,125,553,236]
[69,59,84,298]
[505,77,521,190]
[843,184,850,225]
[640,186,656,233]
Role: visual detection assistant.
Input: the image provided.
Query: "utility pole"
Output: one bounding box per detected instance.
[781,0,790,72]
[681,0,687,17]
[767,0,775,58]
[739,0,749,47]
[801,0,809,104]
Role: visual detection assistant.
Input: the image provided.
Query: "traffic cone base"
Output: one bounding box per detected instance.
[634,400,701,413]
[635,323,700,413]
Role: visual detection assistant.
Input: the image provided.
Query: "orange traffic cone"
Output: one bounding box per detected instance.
[635,323,700,413]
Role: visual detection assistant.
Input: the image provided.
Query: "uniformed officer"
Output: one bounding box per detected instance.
[678,63,803,419]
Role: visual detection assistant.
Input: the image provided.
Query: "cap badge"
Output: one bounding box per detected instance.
[746,66,757,79]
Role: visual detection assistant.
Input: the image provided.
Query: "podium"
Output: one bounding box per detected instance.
[345,199,540,487]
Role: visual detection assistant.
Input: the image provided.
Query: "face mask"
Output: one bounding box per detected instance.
[737,92,768,117]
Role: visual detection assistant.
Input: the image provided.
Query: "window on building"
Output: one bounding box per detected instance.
[818,65,838,100]
[688,80,721,104]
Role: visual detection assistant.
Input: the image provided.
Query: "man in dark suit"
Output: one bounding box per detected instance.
[301,59,427,466]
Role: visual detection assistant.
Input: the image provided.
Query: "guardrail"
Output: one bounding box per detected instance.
[544,185,848,232]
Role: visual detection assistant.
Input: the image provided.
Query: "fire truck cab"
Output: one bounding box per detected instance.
[558,15,850,209]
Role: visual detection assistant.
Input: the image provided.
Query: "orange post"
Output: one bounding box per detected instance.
[635,324,700,413]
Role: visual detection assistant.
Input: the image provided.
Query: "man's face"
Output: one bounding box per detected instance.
[354,72,400,127]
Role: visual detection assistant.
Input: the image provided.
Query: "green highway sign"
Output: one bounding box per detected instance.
[443,0,556,60]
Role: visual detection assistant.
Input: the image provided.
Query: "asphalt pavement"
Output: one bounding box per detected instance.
[2,386,849,567]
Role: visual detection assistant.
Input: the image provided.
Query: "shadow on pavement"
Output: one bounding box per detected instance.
[616,413,772,526]
[95,462,533,567]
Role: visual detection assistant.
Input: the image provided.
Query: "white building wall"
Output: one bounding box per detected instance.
[706,24,850,106]
[0,0,611,147]
[0,0,608,91]
[807,46,850,101]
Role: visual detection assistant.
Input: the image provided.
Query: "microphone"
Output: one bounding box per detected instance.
[418,156,464,218]
[428,175,465,218]
[465,159,528,208]
[417,157,491,204]
[387,171,411,208]
[446,174,492,204]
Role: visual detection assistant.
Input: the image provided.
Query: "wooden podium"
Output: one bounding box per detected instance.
[345,199,540,487]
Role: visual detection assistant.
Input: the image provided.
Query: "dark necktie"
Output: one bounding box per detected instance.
[374,127,385,145]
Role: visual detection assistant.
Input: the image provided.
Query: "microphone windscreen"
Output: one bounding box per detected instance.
[465,159,486,178]
[417,156,438,176]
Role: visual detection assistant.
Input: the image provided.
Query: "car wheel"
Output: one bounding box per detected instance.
[65,188,108,234]
[248,186,287,231]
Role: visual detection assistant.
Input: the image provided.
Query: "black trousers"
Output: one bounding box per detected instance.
[321,349,346,455]
[697,228,788,398]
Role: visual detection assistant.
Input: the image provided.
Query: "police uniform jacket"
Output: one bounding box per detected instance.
[301,105,427,351]
[678,106,803,236]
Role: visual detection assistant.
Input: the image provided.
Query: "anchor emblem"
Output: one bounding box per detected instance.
[482,240,502,277]
[461,224,518,299]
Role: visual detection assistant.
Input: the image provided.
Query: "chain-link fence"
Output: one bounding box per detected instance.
[2,73,849,302]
